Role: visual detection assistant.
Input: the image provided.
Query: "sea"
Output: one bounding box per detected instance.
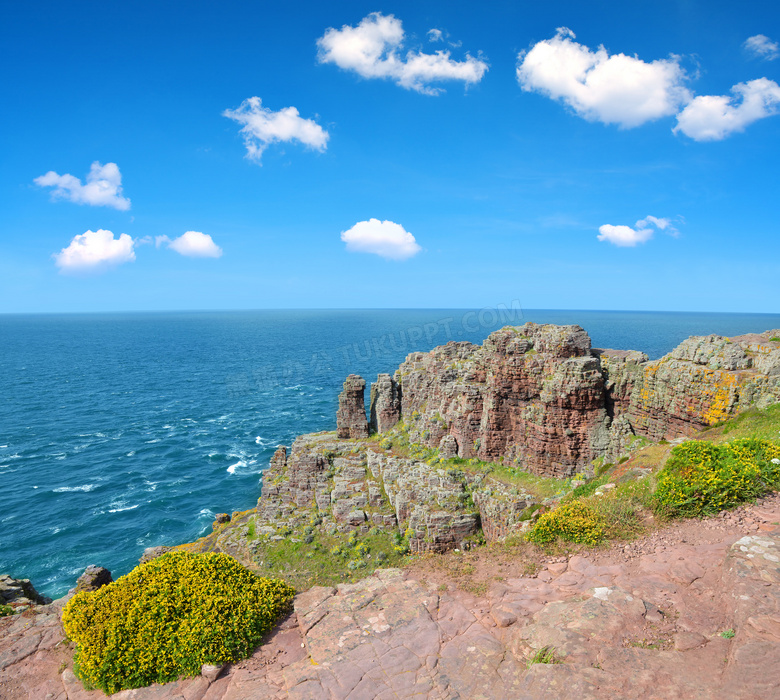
[2,307,780,598]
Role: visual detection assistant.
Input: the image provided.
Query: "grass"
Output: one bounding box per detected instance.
[719,629,735,639]
[252,527,408,591]
[701,403,780,442]
[527,646,562,667]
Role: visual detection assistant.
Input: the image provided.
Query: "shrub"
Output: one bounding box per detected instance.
[653,438,780,517]
[62,551,294,694]
[527,501,605,546]
[0,604,13,617]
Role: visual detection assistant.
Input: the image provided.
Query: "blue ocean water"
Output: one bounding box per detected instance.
[2,308,780,598]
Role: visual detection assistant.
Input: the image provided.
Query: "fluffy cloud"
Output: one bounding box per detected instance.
[54,229,135,272]
[156,231,222,258]
[744,34,779,61]
[674,78,780,141]
[317,12,488,95]
[223,97,329,163]
[517,28,690,128]
[427,28,443,43]
[34,162,131,211]
[341,219,422,260]
[597,216,675,247]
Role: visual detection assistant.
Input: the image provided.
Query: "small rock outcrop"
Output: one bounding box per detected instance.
[336,374,369,439]
[139,545,172,565]
[0,576,50,610]
[369,373,401,433]
[74,566,113,594]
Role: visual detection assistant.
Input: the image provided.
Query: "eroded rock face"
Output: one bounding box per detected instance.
[336,375,369,439]
[0,576,50,609]
[392,325,780,476]
[74,566,113,594]
[369,373,401,434]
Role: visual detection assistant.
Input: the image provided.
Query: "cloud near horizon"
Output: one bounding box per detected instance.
[598,215,676,247]
[317,12,488,95]
[744,34,779,61]
[34,162,131,210]
[673,78,780,141]
[516,27,691,128]
[54,229,136,273]
[341,219,422,260]
[223,97,329,163]
[156,231,223,258]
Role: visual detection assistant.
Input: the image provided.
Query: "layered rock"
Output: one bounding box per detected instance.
[391,324,780,476]
[335,375,369,439]
[369,373,401,433]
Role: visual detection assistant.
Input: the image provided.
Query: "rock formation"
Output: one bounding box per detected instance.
[369,373,401,433]
[335,375,369,439]
[73,566,112,594]
[392,324,780,477]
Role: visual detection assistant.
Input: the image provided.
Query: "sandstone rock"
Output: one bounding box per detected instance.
[385,324,780,476]
[74,566,113,593]
[139,546,172,565]
[336,374,369,439]
[201,663,224,682]
[0,575,51,608]
[369,373,401,434]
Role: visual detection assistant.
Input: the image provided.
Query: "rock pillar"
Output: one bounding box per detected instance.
[369,374,401,434]
[337,375,369,439]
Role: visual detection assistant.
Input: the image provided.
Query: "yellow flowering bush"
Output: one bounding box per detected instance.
[654,438,780,517]
[62,551,294,694]
[527,500,605,546]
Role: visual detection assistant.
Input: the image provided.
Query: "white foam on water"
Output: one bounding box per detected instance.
[145,438,161,444]
[227,460,246,474]
[127,451,136,457]
[144,480,158,491]
[108,504,139,513]
[53,484,97,493]
[198,508,215,518]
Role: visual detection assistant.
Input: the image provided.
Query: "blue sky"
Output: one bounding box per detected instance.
[1,0,778,313]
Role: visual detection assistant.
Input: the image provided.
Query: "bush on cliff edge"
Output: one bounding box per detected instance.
[62,551,295,694]
[653,438,780,517]
[527,500,605,546]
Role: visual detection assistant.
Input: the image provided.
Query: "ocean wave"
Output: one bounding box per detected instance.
[144,438,161,444]
[108,504,139,513]
[126,451,136,457]
[227,460,245,474]
[198,508,215,518]
[53,484,97,493]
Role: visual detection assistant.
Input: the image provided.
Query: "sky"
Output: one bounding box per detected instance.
[1,0,779,313]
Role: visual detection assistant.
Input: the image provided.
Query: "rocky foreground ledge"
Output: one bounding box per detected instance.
[1,494,779,699]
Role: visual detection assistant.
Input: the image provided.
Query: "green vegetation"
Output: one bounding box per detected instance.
[703,403,780,442]
[0,604,14,617]
[653,438,780,516]
[769,337,780,342]
[527,645,562,667]
[720,628,736,639]
[250,523,409,591]
[62,551,294,695]
[527,501,605,546]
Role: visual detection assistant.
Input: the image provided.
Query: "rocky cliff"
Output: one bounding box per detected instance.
[241,325,780,556]
[390,324,780,476]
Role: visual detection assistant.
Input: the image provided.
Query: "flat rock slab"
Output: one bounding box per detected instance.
[3,501,780,699]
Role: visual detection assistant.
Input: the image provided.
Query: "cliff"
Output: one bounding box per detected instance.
[391,324,780,476]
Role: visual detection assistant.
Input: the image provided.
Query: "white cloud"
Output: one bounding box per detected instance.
[341,219,422,260]
[517,27,690,128]
[597,215,676,247]
[223,97,329,163]
[54,229,135,273]
[317,12,488,95]
[744,34,779,61]
[34,162,131,211]
[674,78,780,141]
[157,231,222,258]
[427,28,443,43]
